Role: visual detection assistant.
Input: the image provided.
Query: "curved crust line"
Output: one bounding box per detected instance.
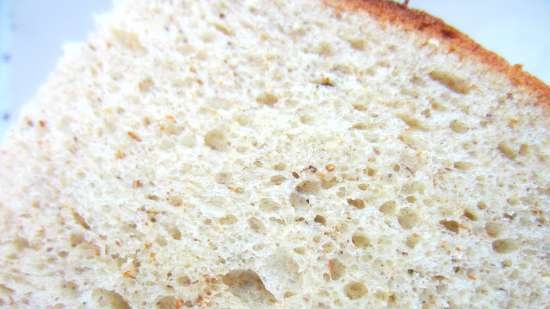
[324,0,550,105]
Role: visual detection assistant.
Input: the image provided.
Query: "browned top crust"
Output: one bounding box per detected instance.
[324,0,550,105]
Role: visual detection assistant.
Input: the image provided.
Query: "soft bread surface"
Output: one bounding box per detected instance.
[1,0,549,308]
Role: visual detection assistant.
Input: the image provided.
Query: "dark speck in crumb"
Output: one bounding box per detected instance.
[2,113,10,121]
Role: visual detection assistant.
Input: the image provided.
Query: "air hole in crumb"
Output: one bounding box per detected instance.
[259,198,280,212]
[215,172,232,185]
[299,114,314,124]
[273,163,286,171]
[219,214,238,225]
[429,70,470,94]
[492,239,518,253]
[63,281,78,291]
[463,209,477,221]
[256,92,278,106]
[296,180,320,194]
[352,232,370,248]
[91,288,131,309]
[351,122,371,130]
[156,236,167,247]
[454,161,473,170]
[213,22,234,36]
[283,291,294,298]
[397,114,426,130]
[328,259,346,280]
[314,215,326,225]
[222,270,276,304]
[406,234,420,248]
[177,275,191,286]
[322,242,333,253]
[159,115,182,135]
[156,296,181,309]
[234,114,251,126]
[450,120,468,133]
[498,142,517,160]
[477,201,487,210]
[485,222,502,238]
[344,282,367,299]
[365,167,377,176]
[248,217,265,233]
[347,38,365,50]
[315,76,334,87]
[379,201,396,215]
[352,102,368,111]
[73,211,90,230]
[147,194,160,201]
[204,129,229,150]
[398,208,419,229]
[440,220,459,233]
[167,195,183,207]
[127,131,142,142]
[431,101,446,110]
[321,176,338,189]
[519,144,529,155]
[143,117,151,126]
[138,78,154,93]
[347,198,365,209]
[132,180,143,188]
[69,233,85,247]
[115,149,126,159]
[270,175,286,185]
[166,225,181,240]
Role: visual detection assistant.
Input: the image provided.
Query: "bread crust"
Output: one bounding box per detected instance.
[324,0,550,105]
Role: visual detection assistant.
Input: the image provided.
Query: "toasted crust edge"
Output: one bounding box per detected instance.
[324,0,550,105]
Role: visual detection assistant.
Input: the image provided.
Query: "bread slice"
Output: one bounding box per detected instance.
[1,0,549,308]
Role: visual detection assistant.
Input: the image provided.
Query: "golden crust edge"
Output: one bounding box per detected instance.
[324,0,550,106]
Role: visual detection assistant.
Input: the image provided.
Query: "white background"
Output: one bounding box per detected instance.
[0,0,549,137]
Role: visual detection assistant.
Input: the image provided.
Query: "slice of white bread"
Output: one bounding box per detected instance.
[1,0,549,308]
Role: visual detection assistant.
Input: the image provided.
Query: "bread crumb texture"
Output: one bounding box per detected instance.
[0,0,549,308]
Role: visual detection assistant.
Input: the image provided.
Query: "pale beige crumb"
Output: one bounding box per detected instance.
[0,0,548,308]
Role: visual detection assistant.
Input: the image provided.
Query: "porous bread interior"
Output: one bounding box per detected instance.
[1,0,549,308]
